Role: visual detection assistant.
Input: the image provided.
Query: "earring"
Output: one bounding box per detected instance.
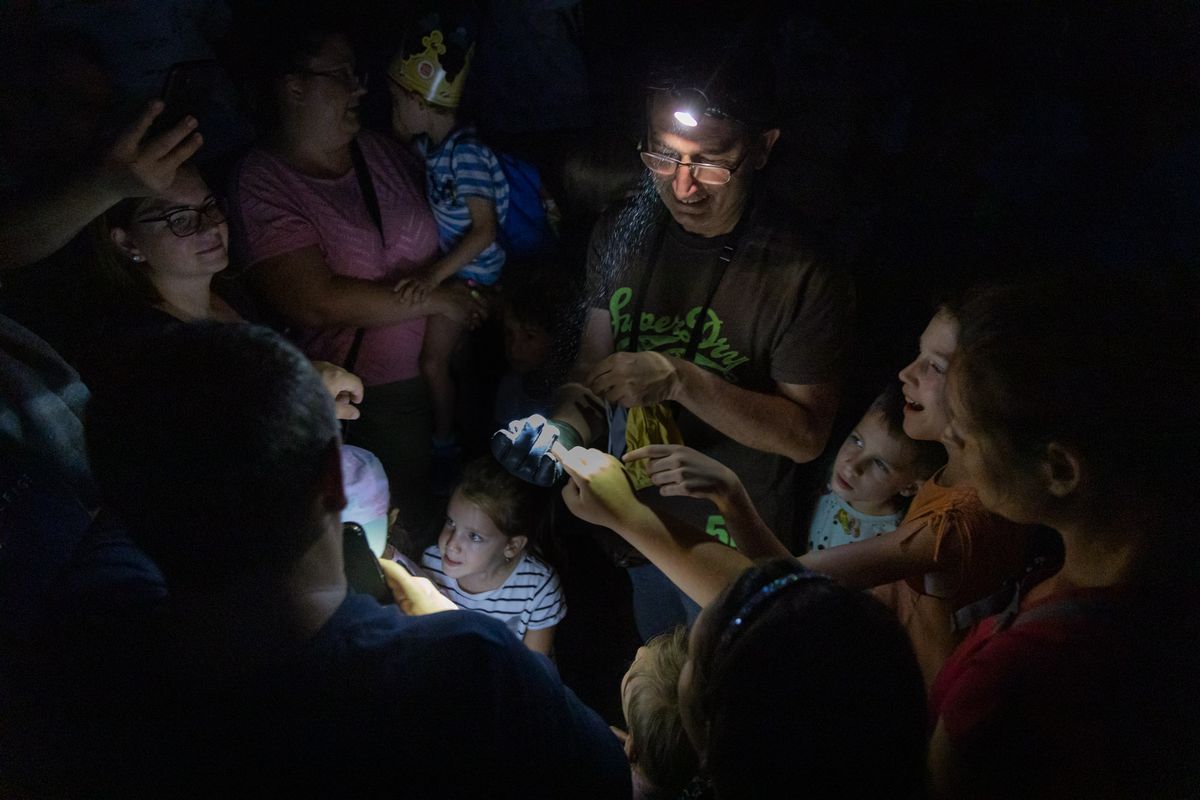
[130,254,144,262]
[504,553,513,564]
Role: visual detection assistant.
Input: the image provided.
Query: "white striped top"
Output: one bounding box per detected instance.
[419,546,565,640]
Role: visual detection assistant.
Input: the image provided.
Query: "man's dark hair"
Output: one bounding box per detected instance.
[646,38,778,133]
[86,323,339,589]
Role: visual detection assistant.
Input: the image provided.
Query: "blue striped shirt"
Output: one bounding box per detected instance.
[418,546,565,640]
[417,126,509,285]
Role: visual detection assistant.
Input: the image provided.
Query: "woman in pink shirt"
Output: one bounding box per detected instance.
[230,21,484,540]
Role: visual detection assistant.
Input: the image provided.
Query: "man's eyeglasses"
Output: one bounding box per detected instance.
[297,66,368,90]
[135,196,226,238]
[639,150,748,186]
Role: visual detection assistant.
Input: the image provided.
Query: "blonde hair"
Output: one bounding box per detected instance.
[624,626,698,796]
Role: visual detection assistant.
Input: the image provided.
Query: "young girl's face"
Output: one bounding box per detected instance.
[897,312,959,443]
[437,490,524,584]
[945,369,1047,524]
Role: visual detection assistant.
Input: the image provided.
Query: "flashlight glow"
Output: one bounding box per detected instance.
[673,110,699,127]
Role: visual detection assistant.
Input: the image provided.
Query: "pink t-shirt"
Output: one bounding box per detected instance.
[231,130,439,386]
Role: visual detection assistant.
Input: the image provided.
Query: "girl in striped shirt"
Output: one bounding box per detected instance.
[418,457,565,655]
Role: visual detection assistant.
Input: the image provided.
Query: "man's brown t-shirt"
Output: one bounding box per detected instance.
[585,200,853,550]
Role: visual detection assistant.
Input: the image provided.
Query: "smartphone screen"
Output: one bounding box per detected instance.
[148,59,220,139]
[342,521,393,605]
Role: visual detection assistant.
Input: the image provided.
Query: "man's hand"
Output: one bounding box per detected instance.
[310,360,364,420]
[97,99,203,200]
[587,351,680,408]
[559,446,646,532]
[378,559,458,615]
[623,444,741,504]
[491,414,580,486]
[430,282,488,329]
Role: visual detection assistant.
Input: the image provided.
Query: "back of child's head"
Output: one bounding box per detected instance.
[690,559,927,799]
[456,456,554,555]
[339,444,390,556]
[623,627,699,797]
[870,382,947,481]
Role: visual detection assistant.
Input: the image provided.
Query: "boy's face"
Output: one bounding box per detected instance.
[388,83,427,142]
[504,314,551,375]
[830,410,922,513]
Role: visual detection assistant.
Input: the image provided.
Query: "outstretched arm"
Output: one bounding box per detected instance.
[622,444,793,560]
[797,517,940,589]
[0,100,203,272]
[559,447,752,607]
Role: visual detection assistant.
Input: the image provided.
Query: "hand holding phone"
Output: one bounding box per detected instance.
[342,521,393,604]
[378,559,458,616]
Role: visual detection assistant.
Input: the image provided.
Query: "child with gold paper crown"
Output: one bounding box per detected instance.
[387,14,509,493]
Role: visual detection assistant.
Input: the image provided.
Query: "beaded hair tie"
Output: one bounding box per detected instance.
[714,571,815,656]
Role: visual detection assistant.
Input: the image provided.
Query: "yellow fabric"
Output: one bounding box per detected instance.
[623,404,684,491]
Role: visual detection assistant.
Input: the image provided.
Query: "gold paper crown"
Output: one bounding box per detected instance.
[389,30,474,109]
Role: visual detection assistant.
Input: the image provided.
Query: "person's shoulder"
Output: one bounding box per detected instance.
[517,550,556,579]
[356,129,422,176]
[328,592,521,664]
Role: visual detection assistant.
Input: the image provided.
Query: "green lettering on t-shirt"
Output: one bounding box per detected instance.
[705,515,738,549]
[608,288,750,380]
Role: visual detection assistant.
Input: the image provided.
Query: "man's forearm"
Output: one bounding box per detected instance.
[671,359,832,463]
[550,382,607,446]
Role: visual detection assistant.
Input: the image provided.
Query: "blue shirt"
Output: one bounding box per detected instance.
[418,126,510,285]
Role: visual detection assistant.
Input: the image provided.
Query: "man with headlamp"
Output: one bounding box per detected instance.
[495,50,852,639]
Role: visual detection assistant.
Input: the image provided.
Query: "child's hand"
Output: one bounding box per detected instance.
[559,446,645,532]
[623,445,740,504]
[378,558,458,616]
[393,272,437,305]
[432,282,488,328]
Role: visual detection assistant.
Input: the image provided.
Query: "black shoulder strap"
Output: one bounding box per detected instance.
[350,138,383,240]
[343,138,379,375]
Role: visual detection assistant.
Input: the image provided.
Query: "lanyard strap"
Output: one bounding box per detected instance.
[626,211,752,363]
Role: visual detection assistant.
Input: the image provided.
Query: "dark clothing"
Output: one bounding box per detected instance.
[931,577,1200,798]
[123,593,630,798]
[586,199,852,550]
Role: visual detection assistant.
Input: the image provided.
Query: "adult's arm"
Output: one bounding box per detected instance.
[538,308,614,445]
[0,101,202,272]
[588,349,839,463]
[248,245,485,329]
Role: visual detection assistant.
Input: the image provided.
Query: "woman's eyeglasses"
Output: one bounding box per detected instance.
[135,196,226,238]
[296,66,369,90]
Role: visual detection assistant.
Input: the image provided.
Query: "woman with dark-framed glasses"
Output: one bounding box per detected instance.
[84,164,363,419]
